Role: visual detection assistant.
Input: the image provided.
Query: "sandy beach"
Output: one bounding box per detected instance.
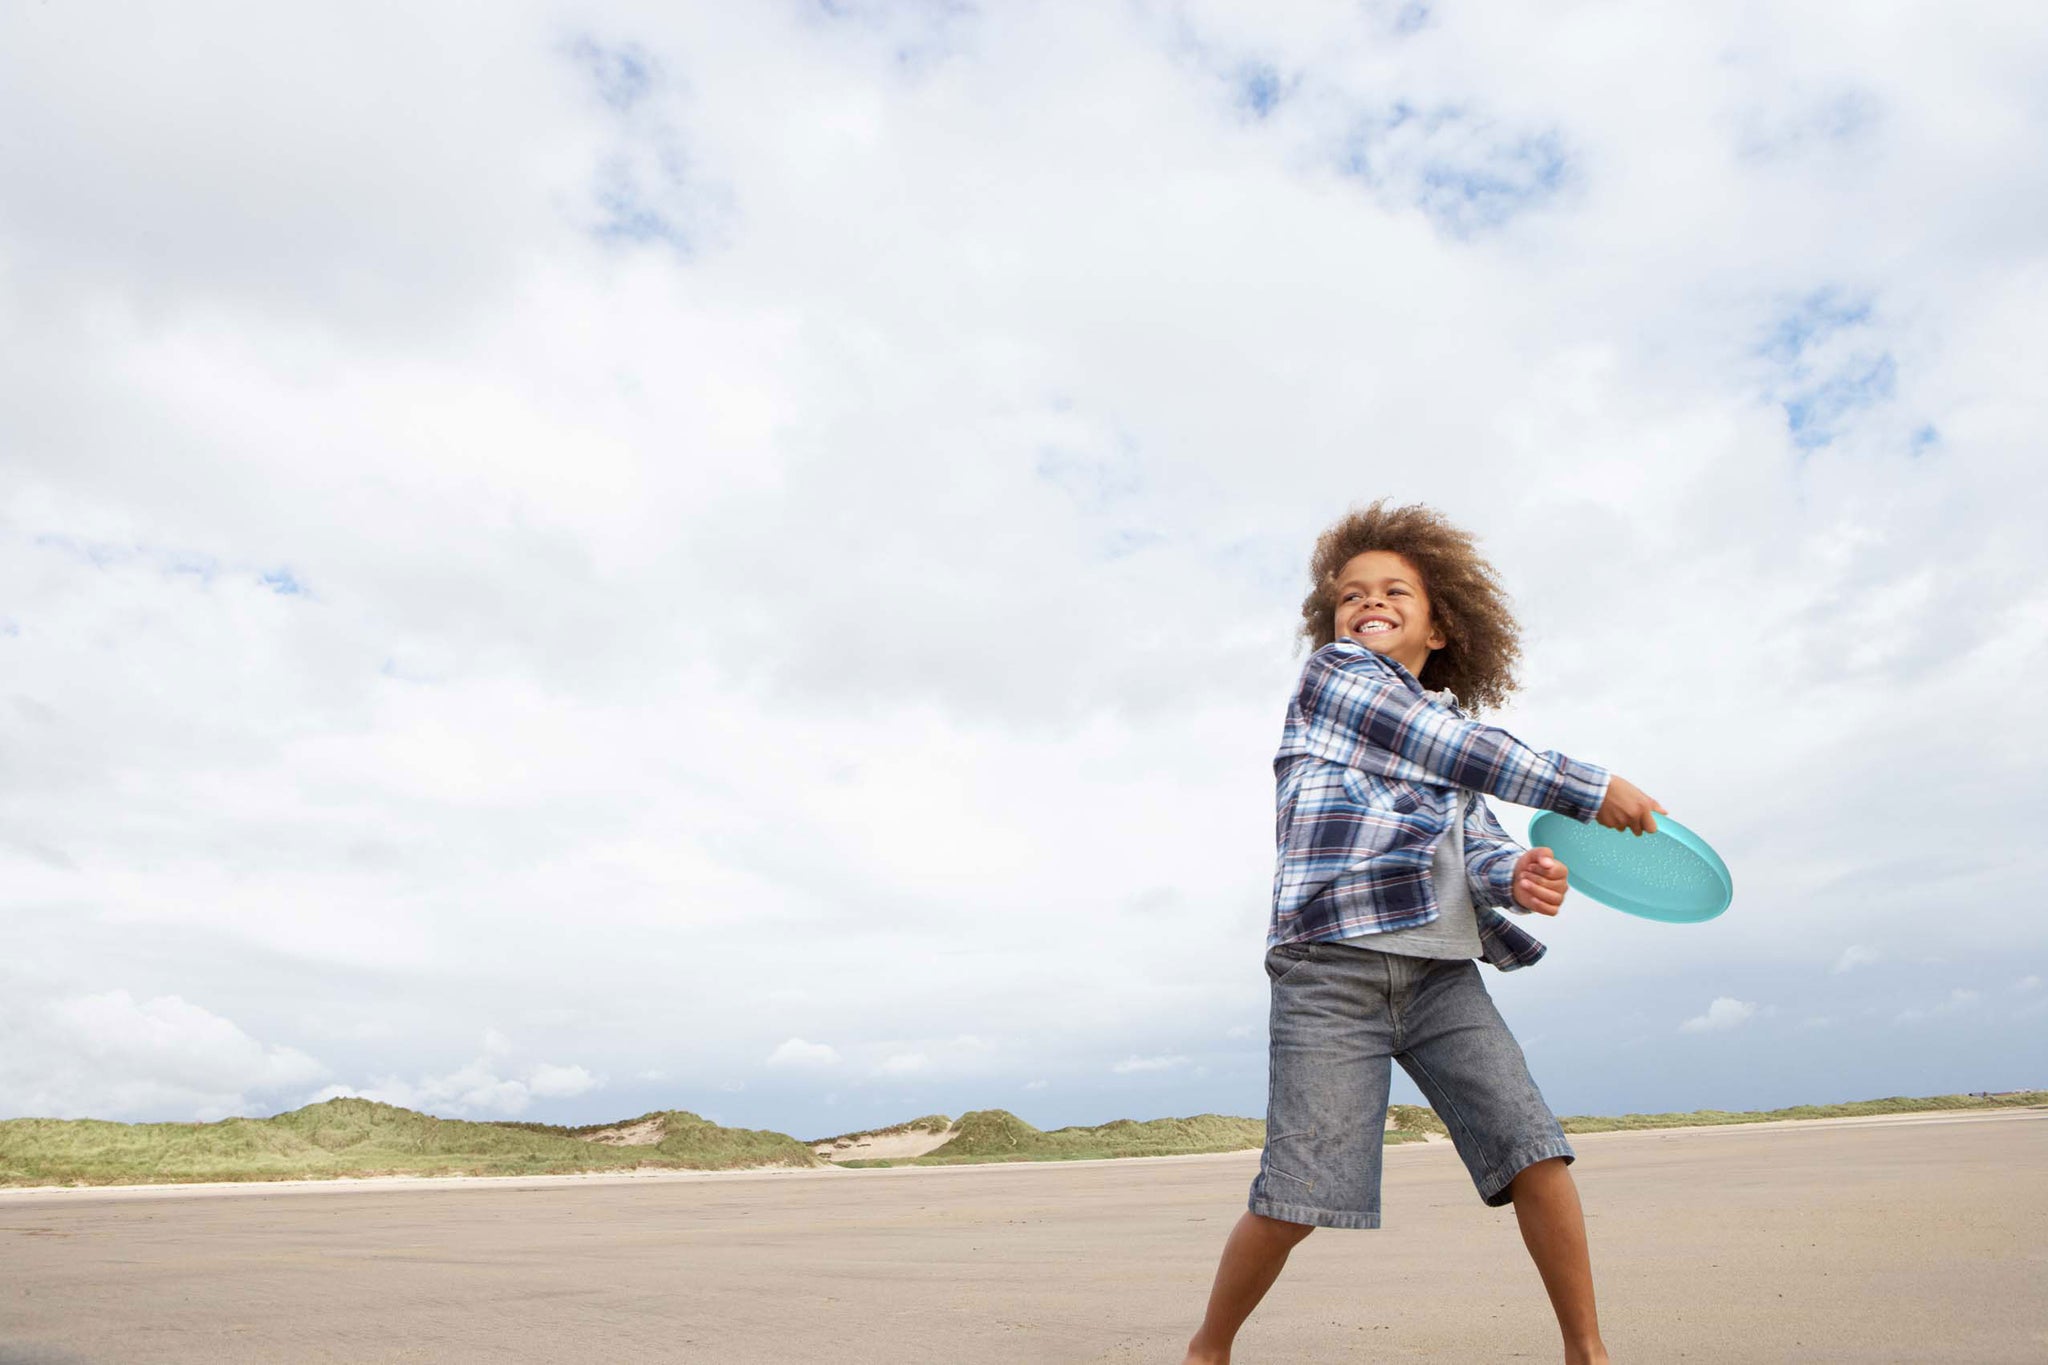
[2,1108,2042,1362]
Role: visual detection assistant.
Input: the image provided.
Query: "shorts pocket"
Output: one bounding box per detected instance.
[1260,1125,1317,1189]
[1265,943,1317,984]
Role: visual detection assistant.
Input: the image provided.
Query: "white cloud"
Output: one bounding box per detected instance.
[313,1054,603,1118]
[0,988,325,1121]
[767,1038,841,1069]
[1832,945,1882,974]
[2017,976,2041,992]
[1113,1054,1192,1074]
[864,1034,994,1079]
[527,1062,602,1099]
[1680,998,1759,1034]
[1894,989,1983,1025]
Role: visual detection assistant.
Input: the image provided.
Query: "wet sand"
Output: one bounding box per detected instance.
[2,1109,2042,1363]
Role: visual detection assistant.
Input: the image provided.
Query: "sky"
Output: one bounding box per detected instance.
[2,1,2044,1139]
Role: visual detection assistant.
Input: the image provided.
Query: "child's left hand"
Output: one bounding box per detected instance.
[1512,847,1570,915]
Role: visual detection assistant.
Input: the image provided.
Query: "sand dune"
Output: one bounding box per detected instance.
[812,1124,960,1161]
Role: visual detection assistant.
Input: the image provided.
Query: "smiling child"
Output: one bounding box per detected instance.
[1182,501,1665,1365]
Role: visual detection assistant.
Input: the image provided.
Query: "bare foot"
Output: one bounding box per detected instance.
[1181,1341,1227,1365]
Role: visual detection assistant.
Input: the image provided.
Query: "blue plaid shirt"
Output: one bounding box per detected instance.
[1270,640,1611,971]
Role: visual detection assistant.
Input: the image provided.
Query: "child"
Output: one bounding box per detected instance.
[1183,501,1663,1365]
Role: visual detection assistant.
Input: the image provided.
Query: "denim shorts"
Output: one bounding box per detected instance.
[1247,941,1574,1229]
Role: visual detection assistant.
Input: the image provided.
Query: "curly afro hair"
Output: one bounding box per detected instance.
[1297,500,1523,714]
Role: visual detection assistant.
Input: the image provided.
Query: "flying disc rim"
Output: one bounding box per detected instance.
[1526,810,1732,923]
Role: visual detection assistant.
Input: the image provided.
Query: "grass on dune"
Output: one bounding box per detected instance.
[841,1110,1268,1167]
[0,1098,818,1188]
[807,1114,955,1146]
[486,1111,671,1139]
[1387,1103,1447,1138]
[486,1109,814,1166]
[634,1111,819,1168]
[4,1091,2038,1187]
[834,1103,1446,1166]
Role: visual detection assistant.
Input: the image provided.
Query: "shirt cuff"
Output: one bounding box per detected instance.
[1482,851,1521,909]
[1555,758,1611,824]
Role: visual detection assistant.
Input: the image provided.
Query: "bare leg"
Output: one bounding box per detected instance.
[1509,1157,1609,1365]
[1183,1211,1316,1364]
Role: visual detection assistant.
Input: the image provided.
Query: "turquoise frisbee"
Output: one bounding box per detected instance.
[1526,811,1732,923]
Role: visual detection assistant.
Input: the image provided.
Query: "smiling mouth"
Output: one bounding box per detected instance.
[1353,619,1396,635]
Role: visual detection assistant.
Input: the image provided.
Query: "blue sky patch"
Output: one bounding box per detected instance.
[593,157,691,249]
[567,36,654,113]
[1389,2,1432,35]
[29,535,316,595]
[163,551,216,583]
[1761,291,1902,450]
[34,535,218,582]
[1761,290,1870,361]
[1784,354,1895,449]
[1341,107,1571,236]
[805,0,978,78]
[566,36,711,256]
[1237,63,1283,119]
[1415,131,1568,234]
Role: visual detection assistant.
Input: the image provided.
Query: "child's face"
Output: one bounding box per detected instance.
[1332,550,1446,680]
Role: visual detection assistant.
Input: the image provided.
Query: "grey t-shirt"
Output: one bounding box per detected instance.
[1339,788,1484,960]
[1338,686,1485,960]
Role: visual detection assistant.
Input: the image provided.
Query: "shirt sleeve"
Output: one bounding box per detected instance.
[1293,642,1611,822]
[1461,794,1527,911]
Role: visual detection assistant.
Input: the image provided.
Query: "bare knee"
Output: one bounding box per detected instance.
[1509,1156,1572,1199]
[1246,1211,1317,1249]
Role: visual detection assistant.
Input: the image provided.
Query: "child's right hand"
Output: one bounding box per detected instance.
[1596,776,1667,836]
